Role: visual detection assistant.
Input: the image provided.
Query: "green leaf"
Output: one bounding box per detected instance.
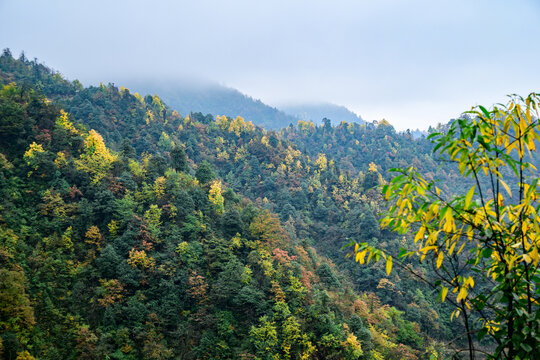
[478,327,488,341]
[398,247,408,259]
[340,239,356,250]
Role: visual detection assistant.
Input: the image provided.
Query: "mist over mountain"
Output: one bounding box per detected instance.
[279,102,364,125]
[108,79,368,130]
[121,79,299,130]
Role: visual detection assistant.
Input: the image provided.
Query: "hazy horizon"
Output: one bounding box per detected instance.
[2,0,540,130]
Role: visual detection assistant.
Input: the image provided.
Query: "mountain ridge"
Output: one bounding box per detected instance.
[119,79,299,130]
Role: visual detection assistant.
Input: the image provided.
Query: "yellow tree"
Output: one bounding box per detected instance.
[208,180,225,215]
[76,130,117,184]
[350,93,540,359]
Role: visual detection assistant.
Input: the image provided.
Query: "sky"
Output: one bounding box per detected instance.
[1,0,540,130]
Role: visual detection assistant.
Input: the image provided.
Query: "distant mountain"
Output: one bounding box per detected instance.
[279,102,364,125]
[120,80,299,130]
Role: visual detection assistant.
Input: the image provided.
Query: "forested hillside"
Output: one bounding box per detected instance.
[0,50,468,359]
[121,80,298,131]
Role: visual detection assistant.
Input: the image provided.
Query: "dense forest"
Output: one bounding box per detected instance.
[2,49,537,359]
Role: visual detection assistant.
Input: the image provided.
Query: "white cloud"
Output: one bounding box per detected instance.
[1,0,539,130]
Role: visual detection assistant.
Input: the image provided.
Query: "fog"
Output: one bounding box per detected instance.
[1,0,540,130]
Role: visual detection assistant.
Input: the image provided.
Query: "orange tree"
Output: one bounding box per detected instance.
[348,93,540,359]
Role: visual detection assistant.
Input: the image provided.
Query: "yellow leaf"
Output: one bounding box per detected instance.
[528,136,536,152]
[414,226,425,243]
[398,198,407,215]
[449,241,457,256]
[466,226,474,241]
[354,243,359,253]
[456,287,467,303]
[366,251,373,264]
[386,255,392,276]
[437,251,444,269]
[465,185,475,209]
[519,113,527,134]
[441,287,448,302]
[443,210,454,233]
[356,250,367,264]
[420,245,438,253]
[522,222,528,235]
[500,180,512,197]
[508,254,519,270]
[456,242,466,255]
[497,193,504,207]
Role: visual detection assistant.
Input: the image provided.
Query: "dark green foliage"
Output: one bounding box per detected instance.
[316,263,341,289]
[195,160,215,184]
[170,146,187,172]
[0,51,463,359]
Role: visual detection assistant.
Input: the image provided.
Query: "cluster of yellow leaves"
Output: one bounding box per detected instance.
[127,248,155,270]
[153,176,166,199]
[215,115,255,135]
[55,110,78,135]
[315,153,328,171]
[353,243,392,276]
[76,130,117,184]
[250,211,288,250]
[208,180,225,215]
[342,332,363,358]
[297,120,316,133]
[54,151,68,168]
[216,148,230,160]
[23,142,44,173]
[14,351,35,360]
[85,226,102,250]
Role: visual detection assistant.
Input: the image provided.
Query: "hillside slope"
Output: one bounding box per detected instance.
[0,50,457,359]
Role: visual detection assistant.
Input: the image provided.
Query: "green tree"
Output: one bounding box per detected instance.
[170,146,188,172]
[352,93,540,359]
[157,131,174,151]
[250,316,279,359]
[0,268,35,343]
[195,160,216,184]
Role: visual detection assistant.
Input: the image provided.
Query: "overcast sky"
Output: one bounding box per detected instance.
[1,0,540,130]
